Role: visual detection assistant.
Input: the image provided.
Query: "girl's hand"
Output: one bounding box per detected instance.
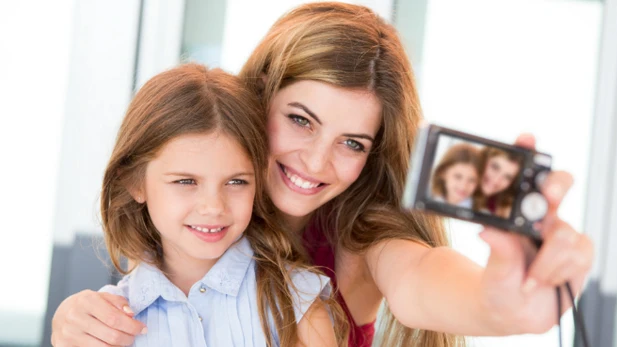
[478,133,594,334]
[51,290,146,346]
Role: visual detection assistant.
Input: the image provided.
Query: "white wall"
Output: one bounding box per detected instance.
[0,1,75,344]
[0,1,140,344]
[219,0,394,74]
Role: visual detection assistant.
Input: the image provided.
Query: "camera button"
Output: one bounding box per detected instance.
[534,170,549,189]
[521,192,548,221]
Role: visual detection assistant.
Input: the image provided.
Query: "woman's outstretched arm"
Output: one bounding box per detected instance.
[365,134,593,336]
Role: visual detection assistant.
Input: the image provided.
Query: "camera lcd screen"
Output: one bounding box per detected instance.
[428,134,525,220]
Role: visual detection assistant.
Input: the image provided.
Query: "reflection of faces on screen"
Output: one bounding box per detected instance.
[429,135,523,219]
[441,163,478,205]
[481,155,520,196]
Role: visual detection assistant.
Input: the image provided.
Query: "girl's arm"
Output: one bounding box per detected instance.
[296,299,338,347]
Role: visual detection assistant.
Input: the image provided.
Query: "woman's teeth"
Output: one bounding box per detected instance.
[282,166,321,189]
[191,226,224,233]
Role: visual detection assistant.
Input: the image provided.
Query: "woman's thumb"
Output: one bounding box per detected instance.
[479,228,526,281]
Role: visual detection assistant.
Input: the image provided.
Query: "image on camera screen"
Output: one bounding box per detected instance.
[427,134,524,220]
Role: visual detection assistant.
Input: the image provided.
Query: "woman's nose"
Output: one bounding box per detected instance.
[300,140,331,174]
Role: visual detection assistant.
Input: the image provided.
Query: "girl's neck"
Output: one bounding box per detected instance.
[161,252,218,296]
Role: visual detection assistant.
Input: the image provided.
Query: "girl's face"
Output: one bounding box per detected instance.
[266,80,382,220]
[140,132,255,268]
[481,155,520,197]
[441,163,478,204]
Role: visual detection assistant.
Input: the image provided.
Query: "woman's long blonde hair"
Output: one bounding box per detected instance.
[101,64,347,346]
[240,3,464,346]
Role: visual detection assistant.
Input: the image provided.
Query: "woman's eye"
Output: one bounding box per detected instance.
[343,139,365,152]
[227,179,248,185]
[175,179,195,185]
[288,114,310,127]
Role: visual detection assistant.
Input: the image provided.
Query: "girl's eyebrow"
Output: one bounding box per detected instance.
[164,171,255,177]
[288,102,375,143]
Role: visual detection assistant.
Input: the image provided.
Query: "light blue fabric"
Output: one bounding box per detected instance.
[100,237,330,347]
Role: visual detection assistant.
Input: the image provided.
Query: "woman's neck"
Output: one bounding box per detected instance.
[277,210,313,235]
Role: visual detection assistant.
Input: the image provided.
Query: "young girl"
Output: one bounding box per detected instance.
[96,63,345,346]
[473,147,524,218]
[52,3,593,347]
[431,144,481,208]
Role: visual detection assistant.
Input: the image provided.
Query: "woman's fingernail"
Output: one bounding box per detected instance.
[122,305,134,315]
[547,184,563,201]
[141,327,148,335]
[522,278,537,294]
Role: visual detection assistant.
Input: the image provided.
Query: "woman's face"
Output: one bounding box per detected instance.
[481,155,520,197]
[266,80,382,219]
[442,163,478,204]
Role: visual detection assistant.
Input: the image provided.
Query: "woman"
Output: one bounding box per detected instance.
[474,147,524,218]
[51,3,593,347]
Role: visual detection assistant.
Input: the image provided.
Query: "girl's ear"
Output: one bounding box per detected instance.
[127,184,146,204]
[117,167,146,204]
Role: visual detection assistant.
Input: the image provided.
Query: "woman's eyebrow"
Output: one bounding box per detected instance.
[342,133,375,143]
[288,102,322,125]
[288,101,375,142]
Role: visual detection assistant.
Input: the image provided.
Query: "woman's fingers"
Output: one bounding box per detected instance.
[58,319,118,347]
[525,220,593,289]
[539,170,574,214]
[83,293,145,342]
[51,290,145,347]
[514,133,536,149]
[80,313,136,346]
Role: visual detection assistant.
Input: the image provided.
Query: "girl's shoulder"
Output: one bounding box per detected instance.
[286,267,332,324]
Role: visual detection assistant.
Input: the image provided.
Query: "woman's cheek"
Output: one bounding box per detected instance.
[338,156,368,185]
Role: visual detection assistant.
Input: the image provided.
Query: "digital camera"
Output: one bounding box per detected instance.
[403,123,552,240]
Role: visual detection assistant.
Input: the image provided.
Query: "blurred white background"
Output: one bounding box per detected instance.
[0,0,615,346]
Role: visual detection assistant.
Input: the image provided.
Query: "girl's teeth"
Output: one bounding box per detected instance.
[282,166,320,189]
[191,226,224,233]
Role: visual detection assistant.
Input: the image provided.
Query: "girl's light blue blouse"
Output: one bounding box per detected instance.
[100,237,330,347]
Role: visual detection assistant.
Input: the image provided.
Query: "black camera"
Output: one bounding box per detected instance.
[403,123,552,240]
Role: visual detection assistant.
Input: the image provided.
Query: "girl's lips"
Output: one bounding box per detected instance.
[186,225,228,243]
[277,163,328,195]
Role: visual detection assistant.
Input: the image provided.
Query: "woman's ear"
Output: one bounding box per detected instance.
[256,73,268,94]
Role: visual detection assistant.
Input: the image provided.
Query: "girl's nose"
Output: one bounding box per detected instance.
[196,189,225,216]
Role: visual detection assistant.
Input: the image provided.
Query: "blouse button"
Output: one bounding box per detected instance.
[199,287,206,293]
[199,316,203,321]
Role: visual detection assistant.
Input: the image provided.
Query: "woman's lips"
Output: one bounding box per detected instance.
[277,163,328,195]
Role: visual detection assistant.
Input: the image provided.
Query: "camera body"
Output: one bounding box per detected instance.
[403,123,552,240]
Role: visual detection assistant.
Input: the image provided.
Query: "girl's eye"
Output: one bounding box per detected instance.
[288,114,310,127]
[175,178,196,185]
[227,179,248,185]
[343,139,365,152]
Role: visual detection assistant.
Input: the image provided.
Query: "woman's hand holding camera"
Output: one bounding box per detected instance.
[478,133,594,334]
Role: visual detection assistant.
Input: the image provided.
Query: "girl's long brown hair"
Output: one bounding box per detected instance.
[240,2,464,346]
[101,63,347,346]
[473,147,523,218]
[431,144,481,198]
